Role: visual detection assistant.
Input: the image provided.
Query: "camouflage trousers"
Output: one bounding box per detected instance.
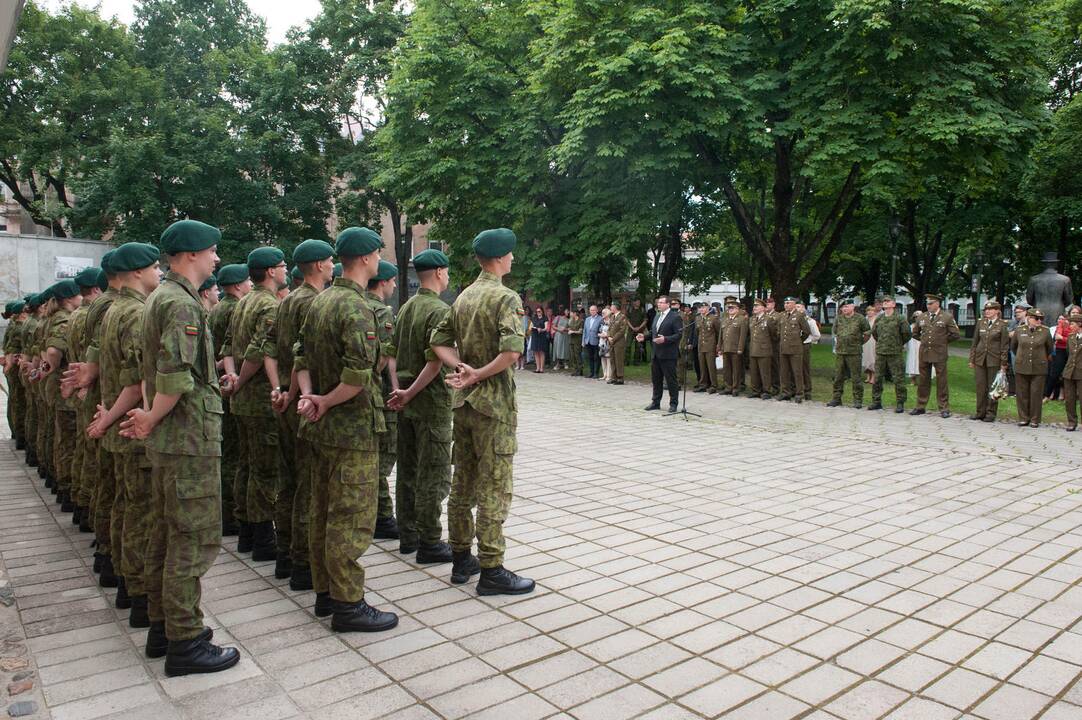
[145,451,222,641]
[449,405,515,569]
[275,403,311,565]
[568,343,583,374]
[22,378,35,458]
[53,410,77,495]
[378,411,397,520]
[78,425,102,511]
[231,410,247,524]
[831,353,863,405]
[5,369,24,445]
[396,415,452,547]
[118,451,152,596]
[72,403,90,508]
[310,442,378,603]
[748,356,773,395]
[36,389,52,477]
[94,447,118,557]
[221,402,238,527]
[237,415,283,524]
[872,354,907,406]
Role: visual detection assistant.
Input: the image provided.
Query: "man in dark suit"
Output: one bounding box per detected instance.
[640,295,684,412]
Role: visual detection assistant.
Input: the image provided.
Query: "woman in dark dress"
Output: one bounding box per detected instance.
[531,305,550,372]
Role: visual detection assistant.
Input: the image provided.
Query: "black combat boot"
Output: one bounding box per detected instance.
[274,553,292,579]
[93,552,103,574]
[115,577,132,609]
[416,541,453,564]
[72,506,81,525]
[289,564,313,591]
[867,402,882,411]
[15,438,25,451]
[895,405,905,414]
[62,491,75,512]
[129,595,150,628]
[450,550,480,585]
[164,637,240,677]
[39,465,48,480]
[476,566,536,596]
[99,556,118,588]
[146,622,214,659]
[26,450,38,467]
[79,510,93,533]
[236,522,253,553]
[221,518,239,537]
[398,540,418,555]
[250,521,277,562]
[313,592,333,617]
[373,516,399,540]
[330,599,398,633]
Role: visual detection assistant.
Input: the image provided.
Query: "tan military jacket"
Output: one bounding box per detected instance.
[1063,331,1082,380]
[748,312,776,357]
[913,309,961,363]
[1011,324,1053,375]
[696,313,720,353]
[778,311,810,354]
[720,313,748,353]
[969,317,1009,368]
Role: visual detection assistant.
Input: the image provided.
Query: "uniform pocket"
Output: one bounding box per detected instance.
[493,423,517,456]
[175,466,220,533]
[203,395,224,442]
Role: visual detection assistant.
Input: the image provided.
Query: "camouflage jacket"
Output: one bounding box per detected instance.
[833,313,871,355]
[142,271,223,458]
[208,293,238,362]
[225,285,278,418]
[388,287,451,422]
[294,277,385,450]
[2,317,21,357]
[430,269,524,424]
[871,312,910,356]
[269,283,318,388]
[98,288,146,454]
[83,288,119,409]
[365,290,396,398]
[43,308,73,409]
[65,300,91,413]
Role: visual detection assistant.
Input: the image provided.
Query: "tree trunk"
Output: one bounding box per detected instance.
[386,200,412,307]
[556,275,571,311]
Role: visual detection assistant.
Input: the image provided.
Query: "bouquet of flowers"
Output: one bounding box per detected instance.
[989,370,1009,401]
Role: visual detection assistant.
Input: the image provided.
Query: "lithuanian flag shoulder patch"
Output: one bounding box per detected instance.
[184,324,199,336]
[365,331,376,340]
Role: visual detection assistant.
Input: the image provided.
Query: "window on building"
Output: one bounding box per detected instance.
[428,240,444,252]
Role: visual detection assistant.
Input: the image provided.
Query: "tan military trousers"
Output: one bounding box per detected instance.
[973,364,1000,420]
[802,345,814,398]
[610,339,627,381]
[748,356,772,396]
[723,352,744,392]
[779,353,804,398]
[917,360,949,410]
[1064,378,1081,426]
[1015,372,1044,424]
[696,352,717,389]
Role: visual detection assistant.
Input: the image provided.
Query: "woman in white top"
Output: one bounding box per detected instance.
[906,311,922,380]
[599,307,613,381]
[862,305,878,384]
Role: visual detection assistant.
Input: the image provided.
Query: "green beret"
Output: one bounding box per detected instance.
[335,227,383,257]
[52,279,81,300]
[26,294,41,309]
[3,301,11,314]
[11,300,25,314]
[112,242,161,272]
[160,219,221,254]
[290,266,302,283]
[199,274,218,292]
[333,262,343,278]
[100,250,116,275]
[412,249,449,271]
[247,246,285,270]
[841,298,855,306]
[217,264,249,286]
[293,239,335,264]
[74,266,102,289]
[472,228,516,258]
[97,268,109,291]
[373,260,397,282]
[38,285,55,302]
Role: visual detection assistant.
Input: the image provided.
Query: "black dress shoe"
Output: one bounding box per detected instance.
[940,411,951,419]
[910,408,926,416]
[416,541,453,564]
[274,554,292,579]
[761,393,772,400]
[867,403,882,411]
[99,556,118,588]
[129,595,150,628]
[668,403,679,413]
[331,600,398,633]
[250,521,277,561]
[477,566,535,596]
[1067,424,1077,432]
[289,564,313,591]
[613,380,624,385]
[969,414,982,421]
[164,637,240,677]
[895,405,905,413]
[1030,422,1039,428]
[982,416,996,423]
[1018,421,1029,427]
[793,396,803,404]
[826,400,841,407]
[374,516,400,540]
[451,551,481,584]
[236,522,253,553]
[644,404,661,411]
[115,577,132,609]
[146,622,213,659]
[692,387,706,393]
[314,592,334,617]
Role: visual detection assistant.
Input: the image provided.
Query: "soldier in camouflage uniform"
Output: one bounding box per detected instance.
[747,299,777,398]
[430,228,535,596]
[828,299,871,408]
[869,297,911,413]
[386,249,453,564]
[120,219,240,676]
[692,304,720,393]
[3,301,27,450]
[267,240,335,591]
[20,295,43,468]
[43,280,82,514]
[87,243,161,627]
[207,263,250,537]
[293,226,399,632]
[222,248,287,562]
[66,268,103,532]
[31,292,54,487]
[365,260,401,540]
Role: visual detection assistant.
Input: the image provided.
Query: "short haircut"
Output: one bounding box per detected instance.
[250,267,268,283]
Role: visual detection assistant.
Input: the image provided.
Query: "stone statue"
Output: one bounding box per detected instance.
[1026,251,1074,322]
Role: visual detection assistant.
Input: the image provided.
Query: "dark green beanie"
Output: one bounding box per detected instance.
[412,249,449,271]
[74,266,102,289]
[373,260,397,282]
[472,228,517,258]
[292,239,335,264]
[247,246,285,270]
[160,219,221,254]
[52,279,81,300]
[111,242,161,272]
[335,227,383,257]
[199,274,218,293]
[100,250,117,275]
[217,264,249,286]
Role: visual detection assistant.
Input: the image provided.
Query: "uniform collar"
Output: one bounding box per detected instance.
[302,281,321,293]
[253,284,275,297]
[417,287,437,297]
[165,270,200,301]
[332,277,365,295]
[476,270,502,285]
[119,286,147,302]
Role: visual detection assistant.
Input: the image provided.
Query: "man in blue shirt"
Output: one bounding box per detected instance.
[582,304,603,379]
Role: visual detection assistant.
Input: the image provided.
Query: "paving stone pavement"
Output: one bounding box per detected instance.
[1,371,1081,720]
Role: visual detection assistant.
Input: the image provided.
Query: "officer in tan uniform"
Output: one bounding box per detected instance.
[968,300,1009,422]
[1062,312,1082,431]
[747,299,776,398]
[719,300,747,395]
[1011,308,1053,427]
[777,297,810,403]
[692,304,720,393]
[911,293,961,418]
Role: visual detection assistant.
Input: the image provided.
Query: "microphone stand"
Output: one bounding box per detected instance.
[665,344,702,421]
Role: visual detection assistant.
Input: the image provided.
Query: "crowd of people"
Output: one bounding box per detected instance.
[0,223,534,679]
[518,293,1082,430]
